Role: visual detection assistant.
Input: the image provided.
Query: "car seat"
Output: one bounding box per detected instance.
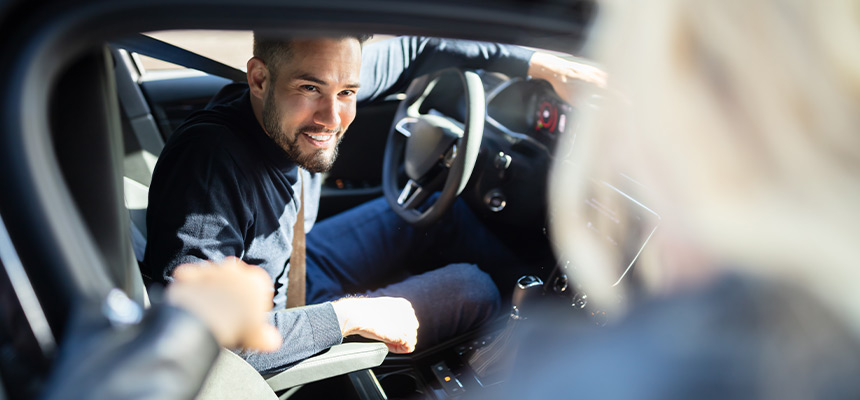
[113,45,389,400]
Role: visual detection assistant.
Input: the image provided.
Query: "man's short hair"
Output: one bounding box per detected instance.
[253,32,372,82]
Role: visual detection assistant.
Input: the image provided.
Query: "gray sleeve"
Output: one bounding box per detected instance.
[237,302,343,374]
[358,36,535,104]
[144,126,254,282]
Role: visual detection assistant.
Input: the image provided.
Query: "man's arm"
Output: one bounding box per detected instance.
[237,303,343,374]
[238,297,419,374]
[527,52,607,104]
[358,36,535,104]
[144,125,252,281]
[358,36,606,105]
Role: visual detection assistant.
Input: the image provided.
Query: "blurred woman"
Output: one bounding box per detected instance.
[520,0,860,398]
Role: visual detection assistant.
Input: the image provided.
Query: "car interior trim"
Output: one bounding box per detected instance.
[0,214,56,357]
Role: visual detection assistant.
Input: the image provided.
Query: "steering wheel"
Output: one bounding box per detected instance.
[382,68,485,228]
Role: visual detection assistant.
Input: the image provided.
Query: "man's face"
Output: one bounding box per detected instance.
[262,38,361,173]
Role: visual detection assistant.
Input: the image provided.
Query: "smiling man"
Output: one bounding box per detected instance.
[252,37,360,173]
[145,33,599,373]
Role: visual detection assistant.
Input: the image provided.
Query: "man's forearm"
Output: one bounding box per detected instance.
[358,36,535,104]
[236,303,343,375]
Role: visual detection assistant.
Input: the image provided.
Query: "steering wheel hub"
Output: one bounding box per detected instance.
[402,115,463,180]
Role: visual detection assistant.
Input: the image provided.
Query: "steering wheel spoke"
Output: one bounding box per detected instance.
[397,179,432,210]
[442,143,458,168]
[395,117,419,137]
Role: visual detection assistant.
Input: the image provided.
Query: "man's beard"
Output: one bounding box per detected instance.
[262,90,343,173]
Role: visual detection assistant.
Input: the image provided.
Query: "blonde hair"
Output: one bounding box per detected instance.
[551,0,860,331]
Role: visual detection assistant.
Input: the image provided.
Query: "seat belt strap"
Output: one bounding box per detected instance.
[286,170,306,308]
[110,34,247,82]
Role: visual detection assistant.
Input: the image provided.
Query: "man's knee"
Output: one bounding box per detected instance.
[435,263,501,318]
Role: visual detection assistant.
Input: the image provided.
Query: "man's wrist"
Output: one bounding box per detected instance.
[331,297,361,337]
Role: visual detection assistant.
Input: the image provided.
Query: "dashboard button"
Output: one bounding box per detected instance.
[552,274,568,293]
[484,190,507,212]
[494,151,512,170]
[573,293,587,309]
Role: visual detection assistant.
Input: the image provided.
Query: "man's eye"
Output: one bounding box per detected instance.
[340,90,355,97]
[301,85,319,92]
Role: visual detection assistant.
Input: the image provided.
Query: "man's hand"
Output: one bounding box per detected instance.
[331,297,419,354]
[167,257,282,352]
[528,52,607,104]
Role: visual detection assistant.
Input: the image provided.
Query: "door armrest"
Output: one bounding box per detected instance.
[264,342,389,391]
[197,342,388,399]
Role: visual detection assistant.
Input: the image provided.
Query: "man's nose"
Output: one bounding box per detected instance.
[314,96,341,129]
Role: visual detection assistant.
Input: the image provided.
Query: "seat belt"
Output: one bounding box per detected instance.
[286,170,306,308]
[110,34,247,83]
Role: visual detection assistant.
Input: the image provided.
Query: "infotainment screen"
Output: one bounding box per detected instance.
[569,174,660,286]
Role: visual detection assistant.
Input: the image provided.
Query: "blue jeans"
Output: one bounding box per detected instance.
[305,196,526,348]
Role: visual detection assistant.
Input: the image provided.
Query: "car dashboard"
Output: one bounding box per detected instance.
[413,71,576,237]
[486,76,573,155]
[429,70,659,318]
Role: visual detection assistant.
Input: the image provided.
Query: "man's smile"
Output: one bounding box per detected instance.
[302,132,335,145]
[299,127,340,148]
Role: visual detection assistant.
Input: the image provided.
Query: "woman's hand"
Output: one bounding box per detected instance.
[167,257,282,352]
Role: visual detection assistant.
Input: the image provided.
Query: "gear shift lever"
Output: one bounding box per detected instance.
[467,275,543,383]
[511,275,543,319]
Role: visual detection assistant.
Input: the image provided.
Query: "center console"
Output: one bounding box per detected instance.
[370,276,556,399]
[370,174,659,399]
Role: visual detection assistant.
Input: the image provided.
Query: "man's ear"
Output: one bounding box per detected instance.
[247,57,268,100]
